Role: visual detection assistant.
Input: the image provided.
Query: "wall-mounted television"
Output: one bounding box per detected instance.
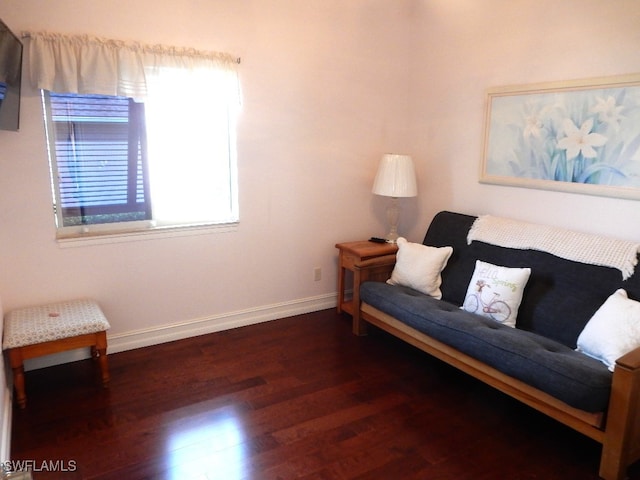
[0,18,22,131]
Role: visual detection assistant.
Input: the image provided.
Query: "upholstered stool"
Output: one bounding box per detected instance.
[2,298,111,408]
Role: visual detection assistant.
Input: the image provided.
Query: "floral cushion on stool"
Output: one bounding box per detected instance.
[2,298,110,350]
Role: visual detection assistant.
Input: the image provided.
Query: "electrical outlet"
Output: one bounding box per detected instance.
[314,267,322,282]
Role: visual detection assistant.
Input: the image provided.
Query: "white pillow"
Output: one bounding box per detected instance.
[462,260,531,327]
[576,289,640,372]
[386,237,453,299]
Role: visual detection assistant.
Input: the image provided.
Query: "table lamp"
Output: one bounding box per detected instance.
[372,153,417,243]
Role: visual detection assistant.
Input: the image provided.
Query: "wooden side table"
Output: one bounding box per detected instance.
[335,241,398,334]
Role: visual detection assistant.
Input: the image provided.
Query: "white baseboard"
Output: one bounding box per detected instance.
[25,293,337,371]
[109,292,337,353]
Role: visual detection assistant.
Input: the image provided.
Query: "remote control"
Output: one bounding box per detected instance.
[369,237,387,243]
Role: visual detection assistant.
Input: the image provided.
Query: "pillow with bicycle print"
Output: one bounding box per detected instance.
[461,260,531,327]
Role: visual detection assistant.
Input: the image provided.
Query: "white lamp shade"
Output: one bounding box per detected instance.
[372,154,418,198]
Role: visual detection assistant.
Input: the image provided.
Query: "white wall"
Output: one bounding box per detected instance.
[405,0,640,243]
[0,0,638,358]
[0,1,413,350]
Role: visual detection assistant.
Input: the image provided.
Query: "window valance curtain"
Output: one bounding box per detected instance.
[26,31,240,100]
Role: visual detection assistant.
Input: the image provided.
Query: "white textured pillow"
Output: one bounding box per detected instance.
[576,289,640,372]
[386,237,453,299]
[462,260,531,327]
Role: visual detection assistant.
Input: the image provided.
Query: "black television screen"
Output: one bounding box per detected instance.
[0,19,22,131]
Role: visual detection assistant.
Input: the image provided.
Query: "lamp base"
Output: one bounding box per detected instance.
[384,231,399,244]
[384,198,400,243]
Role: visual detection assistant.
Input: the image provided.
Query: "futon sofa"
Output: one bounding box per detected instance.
[354,211,640,480]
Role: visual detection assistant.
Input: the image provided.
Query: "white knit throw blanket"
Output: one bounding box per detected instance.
[467,215,640,280]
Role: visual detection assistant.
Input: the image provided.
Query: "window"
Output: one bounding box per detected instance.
[42,69,239,239]
[30,31,240,239]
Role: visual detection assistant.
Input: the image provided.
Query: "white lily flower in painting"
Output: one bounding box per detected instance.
[523,113,543,139]
[522,101,555,139]
[591,96,624,125]
[557,118,607,160]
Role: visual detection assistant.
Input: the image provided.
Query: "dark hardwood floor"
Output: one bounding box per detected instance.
[10,309,640,479]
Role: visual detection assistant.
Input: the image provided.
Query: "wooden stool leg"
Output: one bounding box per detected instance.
[8,349,27,409]
[98,353,110,385]
[95,331,110,385]
[13,365,27,409]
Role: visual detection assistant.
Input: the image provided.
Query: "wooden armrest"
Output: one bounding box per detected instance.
[615,346,640,370]
[601,345,640,480]
[353,254,397,270]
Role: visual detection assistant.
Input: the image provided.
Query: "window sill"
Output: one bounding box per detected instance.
[56,221,239,248]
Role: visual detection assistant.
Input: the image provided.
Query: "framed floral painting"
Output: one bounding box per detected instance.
[481,74,640,199]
